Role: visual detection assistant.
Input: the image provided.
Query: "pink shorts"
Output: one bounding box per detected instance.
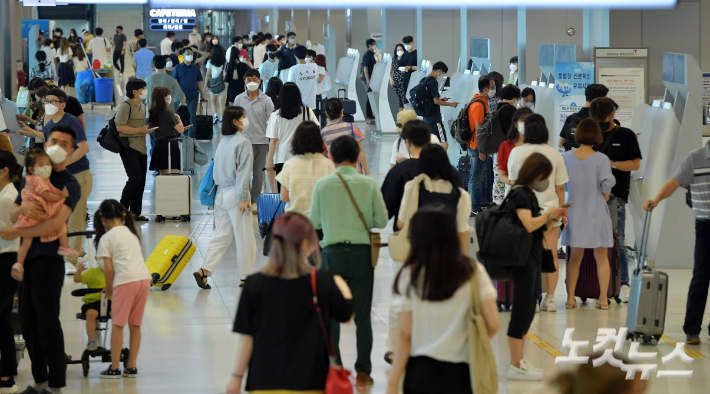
[111,279,150,327]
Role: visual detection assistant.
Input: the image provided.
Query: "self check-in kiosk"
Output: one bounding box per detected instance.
[367,53,397,135]
[333,49,365,122]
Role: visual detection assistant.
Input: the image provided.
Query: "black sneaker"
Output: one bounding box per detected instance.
[0,377,18,393]
[18,385,38,394]
[123,368,138,378]
[100,366,122,379]
[558,247,566,259]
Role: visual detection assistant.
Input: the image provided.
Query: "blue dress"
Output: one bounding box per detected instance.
[561,151,616,248]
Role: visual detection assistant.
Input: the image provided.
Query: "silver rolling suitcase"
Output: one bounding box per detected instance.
[625,208,668,345]
[155,137,191,223]
[180,136,196,175]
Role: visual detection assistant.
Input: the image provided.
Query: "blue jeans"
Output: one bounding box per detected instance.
[149,133,155,157]
[184,96,199,138]
[616,199,629,286]
[683,219,710,336]
[468,147,493,211]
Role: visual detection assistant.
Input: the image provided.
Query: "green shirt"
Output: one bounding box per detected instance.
[81,267,107,304]
[310,166,388,248]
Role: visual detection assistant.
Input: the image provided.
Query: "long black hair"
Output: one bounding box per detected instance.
[210,44,226,67]
[277,54,292,72]
[507,107,534,141]
[278,82,303,120]
[393,43,405,59]
[416,144,460,188]
[93,199,140,249]
[393,204,474,301]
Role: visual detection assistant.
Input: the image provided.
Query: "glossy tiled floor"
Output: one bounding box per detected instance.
[11,102,710,394]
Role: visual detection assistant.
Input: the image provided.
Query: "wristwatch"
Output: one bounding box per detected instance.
[611,161,618,169]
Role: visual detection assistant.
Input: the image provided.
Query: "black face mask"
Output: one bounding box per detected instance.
[598,121,611,131]
[268,53,277,59]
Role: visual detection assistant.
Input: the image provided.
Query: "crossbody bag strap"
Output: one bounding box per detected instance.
[335,172,370,233]
[598,127,619,155]
[311,269,336,360]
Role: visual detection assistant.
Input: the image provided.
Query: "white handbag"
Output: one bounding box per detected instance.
[388,174,428,262]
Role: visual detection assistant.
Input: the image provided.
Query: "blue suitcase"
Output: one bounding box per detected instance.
[257,193,285,256]
[458,151,471,191]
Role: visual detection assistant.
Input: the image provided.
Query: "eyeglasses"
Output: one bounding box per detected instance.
[43,99,62,105]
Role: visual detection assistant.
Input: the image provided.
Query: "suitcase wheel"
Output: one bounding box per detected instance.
[156,215,165,223]
[580,297,587,303]
[180,215,190,222]
[81,352,89,377]
[161,283,172,291]
[614,297,622,304]
[151,273,160,285]
[642,335,658,346]
[626,332,635,341]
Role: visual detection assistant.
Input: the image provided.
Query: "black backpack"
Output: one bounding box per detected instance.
[450,100,479,144]
[97,102,131,153]
[562,111,587,151]
[409,76,435,117]
[475,104,506,154]
[475,186,533,268]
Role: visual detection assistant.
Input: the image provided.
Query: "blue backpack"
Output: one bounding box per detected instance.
[199,161,217,207]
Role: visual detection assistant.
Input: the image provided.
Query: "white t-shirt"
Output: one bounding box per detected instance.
[275,153,335,216]
[258,60,279,84]
[57,47,71,63]
[41,46,56,63]
[317,69,330,96]
[398,177,472,233]
[0,183,19,254]
[287,62,323,109]
[88,37,110,66]
[391,263,496,363]
[389,135,440,165]
[266,107,318,164]
[160,38,173,55]
[72,56,90,73]
[507,143,569,211]
[96,226,151,287]
[206,60,224,79]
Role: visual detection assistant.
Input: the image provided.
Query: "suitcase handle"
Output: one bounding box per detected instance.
[636,207,653,271]
[338,88,347,100]
[167,137,183,174]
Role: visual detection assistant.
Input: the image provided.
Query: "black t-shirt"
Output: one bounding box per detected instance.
[501,186,544,271]
[381,158,419,230]
[362,50,376,79]
[153,109,179,141]
[497,102,516,137]
[400,50,418,88]
[14,170,81,260]
[559,107,590,151]
[233,271,353,391]
[64,96,85,120]
[594,126,642,202]
[422,77,441,123]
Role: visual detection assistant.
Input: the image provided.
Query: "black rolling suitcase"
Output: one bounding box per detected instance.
[194,101,213,141]
[458,151,471,191]
[339,89,357,123]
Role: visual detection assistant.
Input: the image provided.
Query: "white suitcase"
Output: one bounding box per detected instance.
[155,138,191,222]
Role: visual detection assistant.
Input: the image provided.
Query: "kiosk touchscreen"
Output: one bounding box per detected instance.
[366,54,396,134]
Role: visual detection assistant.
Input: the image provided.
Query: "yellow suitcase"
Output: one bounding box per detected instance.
[146,235,196,291]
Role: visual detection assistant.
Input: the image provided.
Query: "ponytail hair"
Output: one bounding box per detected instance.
[93,199,140,249]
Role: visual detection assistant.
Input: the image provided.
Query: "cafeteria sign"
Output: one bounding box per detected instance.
[149,9,197,31]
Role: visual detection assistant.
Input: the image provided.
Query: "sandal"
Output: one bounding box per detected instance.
[565,302,577,309]
[11,263,23,282]
[193,269,211,289]
[595,302,609,310]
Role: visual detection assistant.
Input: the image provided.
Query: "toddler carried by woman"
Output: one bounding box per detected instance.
[11,150,77,281]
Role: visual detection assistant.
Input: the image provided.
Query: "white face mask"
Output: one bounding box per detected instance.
[184,54,193,62]
[524,101,534,109]
[246,39,252,44]
[236,43,243,49]
[517,122,525,135]
[46,144,68,164]
[166,60,173,68]
[396,50,404,57]
[240,117,250,130]
[139,89,148,100]
[289,38,296,45]
[305,58,312,63]
[34,164,52,179]
[404,44,412,51]
[487,88,496,98]
[436,72,444,85]
[510,64,517,73]
[44,103,59,116]
[212,39,219,45]
[165,95,172,104]
[246,82,260,91]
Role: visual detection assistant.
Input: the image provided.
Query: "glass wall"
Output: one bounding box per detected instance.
[198,10,234,46]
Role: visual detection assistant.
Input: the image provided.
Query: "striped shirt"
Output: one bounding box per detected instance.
[672,143,710,220]
[321,119,365,159]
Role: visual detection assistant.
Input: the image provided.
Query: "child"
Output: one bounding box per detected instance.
[73,257,111,352]
[94,199,151,379]
[11,150,77,281]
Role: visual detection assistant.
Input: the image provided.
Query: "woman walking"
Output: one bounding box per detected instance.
[225,212,353,394]
[193,106,256,289]
[562,118,616,310]
[205,44,228,124]
[57,38,74,93]
[390,43,407,112]
[224,48,250,107]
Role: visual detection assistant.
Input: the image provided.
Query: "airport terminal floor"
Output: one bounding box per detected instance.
[6,107,708,394]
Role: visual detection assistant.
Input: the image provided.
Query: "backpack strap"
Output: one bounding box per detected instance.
[471,98,488,117]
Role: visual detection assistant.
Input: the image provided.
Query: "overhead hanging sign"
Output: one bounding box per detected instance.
[149,9,196,31]
[554,62,595,136]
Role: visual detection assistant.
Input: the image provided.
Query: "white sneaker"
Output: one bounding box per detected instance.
[507,363,543,381]
[78,254,89,265]
[540,295,556,312]
[65,262,77,275]
[535,302,540,313]
[520,359,544,374]
[621,285,630,303]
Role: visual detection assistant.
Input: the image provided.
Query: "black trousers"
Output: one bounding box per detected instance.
[119,147,148,216]
[684,219,710,335]
[20,256,66,388]
[507,262,541,339]
[403,356,472,394]
[0,253,18,378]
[112,51,124,73]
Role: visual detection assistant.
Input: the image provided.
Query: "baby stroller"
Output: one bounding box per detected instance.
[65,231,129,377]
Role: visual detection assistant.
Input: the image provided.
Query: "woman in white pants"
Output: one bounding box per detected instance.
[193,106,256,289]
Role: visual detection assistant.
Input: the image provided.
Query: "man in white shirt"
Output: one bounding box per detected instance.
[188,27,201,47]
[160,31,175,55]
[287,45,324,110]
[87,27,111,67]
[258,44,280,91]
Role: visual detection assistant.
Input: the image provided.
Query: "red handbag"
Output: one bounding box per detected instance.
[310,269,354,394]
